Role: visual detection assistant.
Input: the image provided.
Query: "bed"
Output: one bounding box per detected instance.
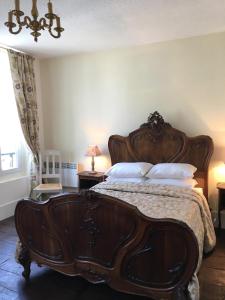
[15,112,216,300]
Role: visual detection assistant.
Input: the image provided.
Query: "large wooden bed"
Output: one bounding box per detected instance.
[15,112,214,300]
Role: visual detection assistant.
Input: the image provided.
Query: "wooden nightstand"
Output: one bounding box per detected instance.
[78,171,105,189]
[217,183,225,230]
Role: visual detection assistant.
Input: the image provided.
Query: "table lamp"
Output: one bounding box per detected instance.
[85,145,101,174]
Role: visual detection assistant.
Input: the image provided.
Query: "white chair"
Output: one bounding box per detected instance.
[33,150,63,197]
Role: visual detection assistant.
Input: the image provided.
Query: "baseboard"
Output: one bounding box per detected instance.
[0,198,24,221]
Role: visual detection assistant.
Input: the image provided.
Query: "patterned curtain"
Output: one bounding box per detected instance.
[7,49,40,164]
[7,49,40,190]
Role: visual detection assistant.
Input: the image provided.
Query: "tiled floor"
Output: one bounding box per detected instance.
[0,217,225,300]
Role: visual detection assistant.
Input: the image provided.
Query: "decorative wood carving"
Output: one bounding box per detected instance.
[140,111,170,132]
[109,111,213,198]
[80,193,101,249]
[46,192,137,268]
[122,222,194,288]
[15,112,213,300]
[15,192,199,300]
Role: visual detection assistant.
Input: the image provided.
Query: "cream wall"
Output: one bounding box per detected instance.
[40,31,225,210]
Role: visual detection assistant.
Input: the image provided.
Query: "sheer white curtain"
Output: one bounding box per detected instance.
[0,48,28,176]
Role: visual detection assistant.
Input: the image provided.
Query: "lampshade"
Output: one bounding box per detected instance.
[85,145,101,157]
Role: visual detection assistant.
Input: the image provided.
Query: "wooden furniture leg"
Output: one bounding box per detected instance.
[17,243,31,282]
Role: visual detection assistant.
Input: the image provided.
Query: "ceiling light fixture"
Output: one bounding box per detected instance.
[5,0,64,42]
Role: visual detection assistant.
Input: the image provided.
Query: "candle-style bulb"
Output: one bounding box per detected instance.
[8,11,13,23]
[31,0,39,18]
[15,0,20,11]
[48,1,53,14]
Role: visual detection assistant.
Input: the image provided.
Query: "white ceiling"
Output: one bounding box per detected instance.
[1,0,225,58]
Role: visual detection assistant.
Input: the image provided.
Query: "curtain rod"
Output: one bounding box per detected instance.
[0,43,34,58]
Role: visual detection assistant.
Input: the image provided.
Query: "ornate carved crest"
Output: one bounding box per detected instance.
[140,111,171,132]
[80,191,101,249]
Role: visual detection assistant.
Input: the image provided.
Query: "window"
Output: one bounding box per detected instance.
[0,48,27,176]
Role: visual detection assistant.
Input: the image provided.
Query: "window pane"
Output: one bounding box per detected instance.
[1,137,18,170]
[1,152,17,170]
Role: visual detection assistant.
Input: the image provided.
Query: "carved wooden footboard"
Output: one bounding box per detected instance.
[15,190,199,300]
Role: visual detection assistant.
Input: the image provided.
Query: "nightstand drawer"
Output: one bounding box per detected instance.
[79,178,101,189]
[78,171,105,189]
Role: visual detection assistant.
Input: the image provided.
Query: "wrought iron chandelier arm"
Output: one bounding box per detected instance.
[49,27,61,39]
[39,17,48,29]
[19,16,32,28]
[9,24,23,35]
[12,10,24,25]
[49,15,64,38]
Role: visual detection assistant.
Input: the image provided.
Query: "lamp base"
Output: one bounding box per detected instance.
[89,156,97,174]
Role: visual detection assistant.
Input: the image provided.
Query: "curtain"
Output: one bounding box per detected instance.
[7,49,40,190]
[7,49,40,164]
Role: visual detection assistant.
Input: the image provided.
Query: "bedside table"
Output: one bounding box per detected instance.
[78,171,105,189]
[217,183,225,230]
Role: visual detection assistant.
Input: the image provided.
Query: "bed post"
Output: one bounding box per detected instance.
[17,242,31,282]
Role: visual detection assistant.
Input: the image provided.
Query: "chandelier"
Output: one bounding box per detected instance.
[5,0,64,42]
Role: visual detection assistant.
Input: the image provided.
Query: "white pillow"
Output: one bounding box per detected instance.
[145,178,198,188]
[106,177,148,183]
[146,163,197,179]
[105,162,153,178]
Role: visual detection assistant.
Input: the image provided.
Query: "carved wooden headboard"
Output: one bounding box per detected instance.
[108,112,213,198]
